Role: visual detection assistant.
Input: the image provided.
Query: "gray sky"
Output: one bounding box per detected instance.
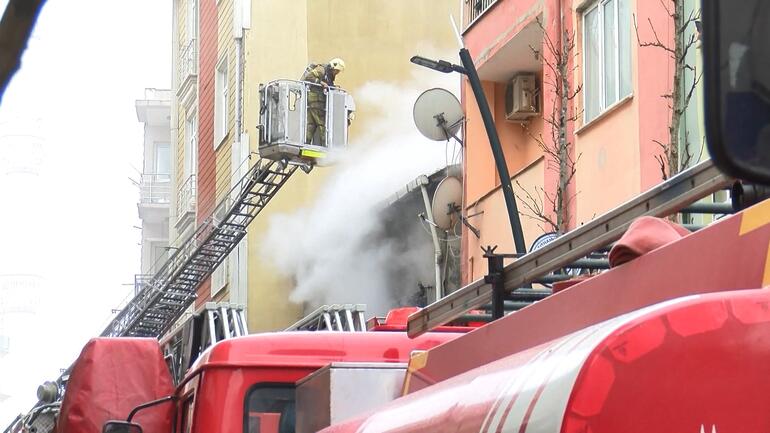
[0,0,170,425]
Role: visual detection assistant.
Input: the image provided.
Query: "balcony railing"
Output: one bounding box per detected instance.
[179,38,197,84]
[134,274,153,296]
[139,173,171,205]
[177,174,197,220]
[465,0,498,29]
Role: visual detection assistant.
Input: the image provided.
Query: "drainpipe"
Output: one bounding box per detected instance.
[235,35,243,142]
[170,0,180,242]
[233,0,245,305]
[418,175,443,301]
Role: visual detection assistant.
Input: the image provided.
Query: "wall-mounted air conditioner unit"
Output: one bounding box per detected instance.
[505,73,540,122]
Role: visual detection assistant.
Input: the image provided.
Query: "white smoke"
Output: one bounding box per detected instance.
[262,67,459,315]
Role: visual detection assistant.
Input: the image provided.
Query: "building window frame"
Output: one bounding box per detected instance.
[154,141,171,178]
[186,0,198,43]
[582,0,632,123]
[184,110,198,178]
[214,57,229,148]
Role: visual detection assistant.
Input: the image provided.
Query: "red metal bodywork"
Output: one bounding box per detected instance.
[319,201,770,432]
[407,206,770,393]
[179,331,463,432]
[57,338,174,433]
[325,288,770,432]
[369,307,480,332]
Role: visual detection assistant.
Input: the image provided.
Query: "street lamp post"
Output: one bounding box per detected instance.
[411,51,527,256]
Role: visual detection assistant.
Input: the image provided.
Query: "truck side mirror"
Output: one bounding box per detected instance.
[102,421,143,433]
[704,1,770,184]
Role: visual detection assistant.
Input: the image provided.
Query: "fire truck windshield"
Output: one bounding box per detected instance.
[244,384,296,433]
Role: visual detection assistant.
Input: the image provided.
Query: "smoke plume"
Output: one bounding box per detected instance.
[262,68,459,315]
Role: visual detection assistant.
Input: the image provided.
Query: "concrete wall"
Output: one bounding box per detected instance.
[240,0,460,331]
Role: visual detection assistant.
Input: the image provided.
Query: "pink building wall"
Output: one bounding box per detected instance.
[460,0,675,285]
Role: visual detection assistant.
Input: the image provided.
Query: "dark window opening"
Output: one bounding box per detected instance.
[244,384,296,433]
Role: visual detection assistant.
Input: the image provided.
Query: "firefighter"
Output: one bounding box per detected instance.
[301,57,346,145]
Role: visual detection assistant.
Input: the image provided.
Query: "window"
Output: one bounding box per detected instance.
[184,111,198,178]
[214,58,229,147]
[181,395,194,433]
[244,385,295,433]
[150,241,169,266]
[186,0,198,42]
[583,0,631,122]
[154,142,170,177]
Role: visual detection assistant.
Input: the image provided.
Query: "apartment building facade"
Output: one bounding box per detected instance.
[135,88,172,294]
[459,0,704,283]
[169,0,461,331]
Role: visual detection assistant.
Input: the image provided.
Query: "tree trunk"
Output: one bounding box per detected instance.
[668,0,685,178]
[557,35,569,234]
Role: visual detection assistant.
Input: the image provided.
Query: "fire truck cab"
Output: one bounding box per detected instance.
[176,331,459,433]
[59,324,464,433]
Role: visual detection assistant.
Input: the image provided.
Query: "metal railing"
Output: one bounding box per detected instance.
[179,38,197,84]
[100,158,297,338]
[134,274,153,296]
[465,0,498,29]
[177,174,197,219]
[139,173,171,204]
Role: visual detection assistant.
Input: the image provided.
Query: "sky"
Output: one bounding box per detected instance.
[0,0,171,425]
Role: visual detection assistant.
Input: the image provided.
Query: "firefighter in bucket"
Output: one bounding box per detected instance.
[301,58,346,146]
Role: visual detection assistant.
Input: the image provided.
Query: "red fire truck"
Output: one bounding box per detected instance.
[55,311,468,433]
[10,1,770,432]
[61,186,770,433]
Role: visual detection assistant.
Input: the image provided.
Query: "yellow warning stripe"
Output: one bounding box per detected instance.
[402,351,429,396]
[764,241,770,287]
[300,149,325,159]
[739,198,770,235]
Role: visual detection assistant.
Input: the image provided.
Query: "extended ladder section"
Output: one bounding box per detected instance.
[161,302,248,383]
[408,159,734,337]
[101,158,297,338]
[285,304,368,332]
[468,199,734,320]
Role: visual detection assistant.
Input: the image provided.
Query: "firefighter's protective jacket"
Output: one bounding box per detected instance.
[302,64,335,106]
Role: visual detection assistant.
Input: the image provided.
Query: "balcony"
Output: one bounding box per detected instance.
[138,173,170,222]
[474,14,543,83]
[177,38,198,109]
[140,173,171,204]
[176,174,197,230]
[134,274,153,296]
[464,0,498,30]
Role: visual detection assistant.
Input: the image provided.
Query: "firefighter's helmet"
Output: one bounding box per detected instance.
[329,58,346,73]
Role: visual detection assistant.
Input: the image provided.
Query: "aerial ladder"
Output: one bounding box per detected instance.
[4,80,354,433]
[102,80,354,339]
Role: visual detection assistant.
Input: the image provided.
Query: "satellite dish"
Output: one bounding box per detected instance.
[413,88,464,141]
[431,176,463,230]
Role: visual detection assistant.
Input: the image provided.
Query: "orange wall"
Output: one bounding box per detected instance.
[464,158,545,281]
[574,99,640,223]
[461,78,545,283]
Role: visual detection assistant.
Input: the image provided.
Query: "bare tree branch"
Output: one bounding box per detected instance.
[636,0,702,179]
[514,17,582,234]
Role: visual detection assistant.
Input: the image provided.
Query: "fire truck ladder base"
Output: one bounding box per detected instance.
[285,304,368,332]
[101,158,298,338]
[161,302,248,383]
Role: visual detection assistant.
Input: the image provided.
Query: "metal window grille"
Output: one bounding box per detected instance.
[465,0,498,29]
[177,174,197,218]
[179,38,197,84]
